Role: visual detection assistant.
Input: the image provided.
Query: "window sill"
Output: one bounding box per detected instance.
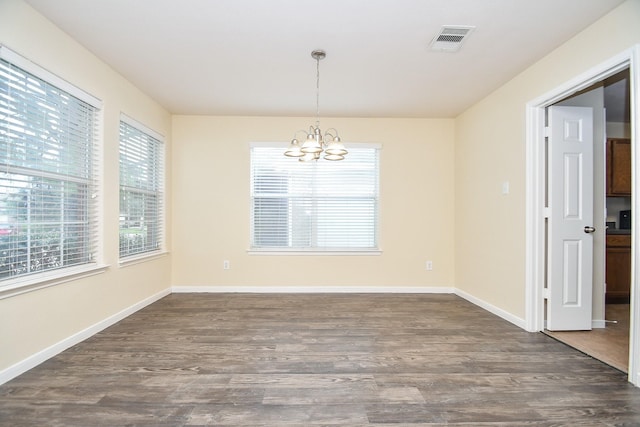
[247,249,382,256]
[119,251,169,268]
[0,264,109,300]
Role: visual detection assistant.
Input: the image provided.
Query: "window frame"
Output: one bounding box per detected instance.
[118,114,166,264]
[0,46,105,299]
[248,142,382,256]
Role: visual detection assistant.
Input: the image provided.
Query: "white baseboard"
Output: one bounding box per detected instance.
[172,285,456,294]
[592,319,606,329]
[174,286,530,330]
[0,287,171,385]
[454,288,527,330]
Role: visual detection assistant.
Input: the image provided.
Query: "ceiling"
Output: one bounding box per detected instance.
[25,0,625,118]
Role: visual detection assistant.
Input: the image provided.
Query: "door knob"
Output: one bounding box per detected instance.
[584,226,596,233]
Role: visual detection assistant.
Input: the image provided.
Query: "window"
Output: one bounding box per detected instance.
[119,116,164,259]
[0,47,101,286]
[250,144,380,251]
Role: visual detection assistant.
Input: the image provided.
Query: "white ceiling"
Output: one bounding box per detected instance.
[25,0,625,118]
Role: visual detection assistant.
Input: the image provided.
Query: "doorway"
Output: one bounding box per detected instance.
[545,304,629,371]
[525,45,640,385]
[543,69,631,373]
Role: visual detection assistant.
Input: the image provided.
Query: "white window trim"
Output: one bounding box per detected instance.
[0,45,102,108]
[120,113,164,142]
[119,250,169,268]
[249,141,382,150]
[0,45,103,296]
[0,264,109,300]
[249,141,382,253]
[118,113,167,261]
[247,249,382,256]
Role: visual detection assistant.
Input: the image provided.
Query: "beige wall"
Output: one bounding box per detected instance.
[2,0,639,381]
[454,0,640,319]
[0,0,172,372]
[171,116,455,288]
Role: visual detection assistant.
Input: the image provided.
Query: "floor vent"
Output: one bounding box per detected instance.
[430,26,475,52]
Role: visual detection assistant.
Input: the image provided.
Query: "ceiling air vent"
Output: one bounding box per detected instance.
[430,26,475,52]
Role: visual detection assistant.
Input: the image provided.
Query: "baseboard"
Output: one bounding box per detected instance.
[454,288,527,330]
[592,319,606,329]
[172,286,528,330]
[172,285,456,294]
[0,287,171,385]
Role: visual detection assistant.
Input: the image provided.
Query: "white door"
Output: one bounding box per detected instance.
[547,106,594,331]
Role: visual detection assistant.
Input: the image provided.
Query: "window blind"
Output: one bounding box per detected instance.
[119,117,164,259]
[250,145,379,251]
[0,50,100,284]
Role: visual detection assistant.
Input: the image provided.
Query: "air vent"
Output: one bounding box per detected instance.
[430,26,475,52]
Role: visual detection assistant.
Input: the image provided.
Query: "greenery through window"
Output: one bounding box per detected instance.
[0,48,100,283]
[119,117,164,259]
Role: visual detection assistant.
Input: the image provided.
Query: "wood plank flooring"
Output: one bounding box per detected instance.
[545,304,630,372]
[2,293,640,426]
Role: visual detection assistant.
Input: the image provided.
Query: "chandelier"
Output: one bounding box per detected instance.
[284,50,348,161]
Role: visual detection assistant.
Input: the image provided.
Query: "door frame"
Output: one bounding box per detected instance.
[525,45,640,384]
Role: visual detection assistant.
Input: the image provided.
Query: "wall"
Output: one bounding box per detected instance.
[455,0,640,320]
[607,122,632,138]
[0,0,172,376]
[171,116,455,289]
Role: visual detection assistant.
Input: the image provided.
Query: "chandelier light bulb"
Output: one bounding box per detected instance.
[284,138,304,157]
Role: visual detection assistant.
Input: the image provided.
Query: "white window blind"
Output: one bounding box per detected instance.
[0,48,100,285]
[250,145,379,251]
[119,116,164,259]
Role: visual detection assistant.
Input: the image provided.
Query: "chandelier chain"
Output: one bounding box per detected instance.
[283,49,348,161]
[315,55,320,127]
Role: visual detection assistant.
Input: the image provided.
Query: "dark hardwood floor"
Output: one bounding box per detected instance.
[2,293,640,426]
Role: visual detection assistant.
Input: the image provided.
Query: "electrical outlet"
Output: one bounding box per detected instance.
[223,260,230,270]
[426,260,433,271]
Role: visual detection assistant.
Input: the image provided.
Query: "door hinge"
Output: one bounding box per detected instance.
[543,288,550,300]
[544,126,551,138]
[543,207,551,218]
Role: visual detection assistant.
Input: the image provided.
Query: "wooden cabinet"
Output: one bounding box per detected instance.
[606,138,631,196]
[606,233,631,303]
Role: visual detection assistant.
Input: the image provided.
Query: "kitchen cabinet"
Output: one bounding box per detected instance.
[606,233,631,303]
[606,138,631,196]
